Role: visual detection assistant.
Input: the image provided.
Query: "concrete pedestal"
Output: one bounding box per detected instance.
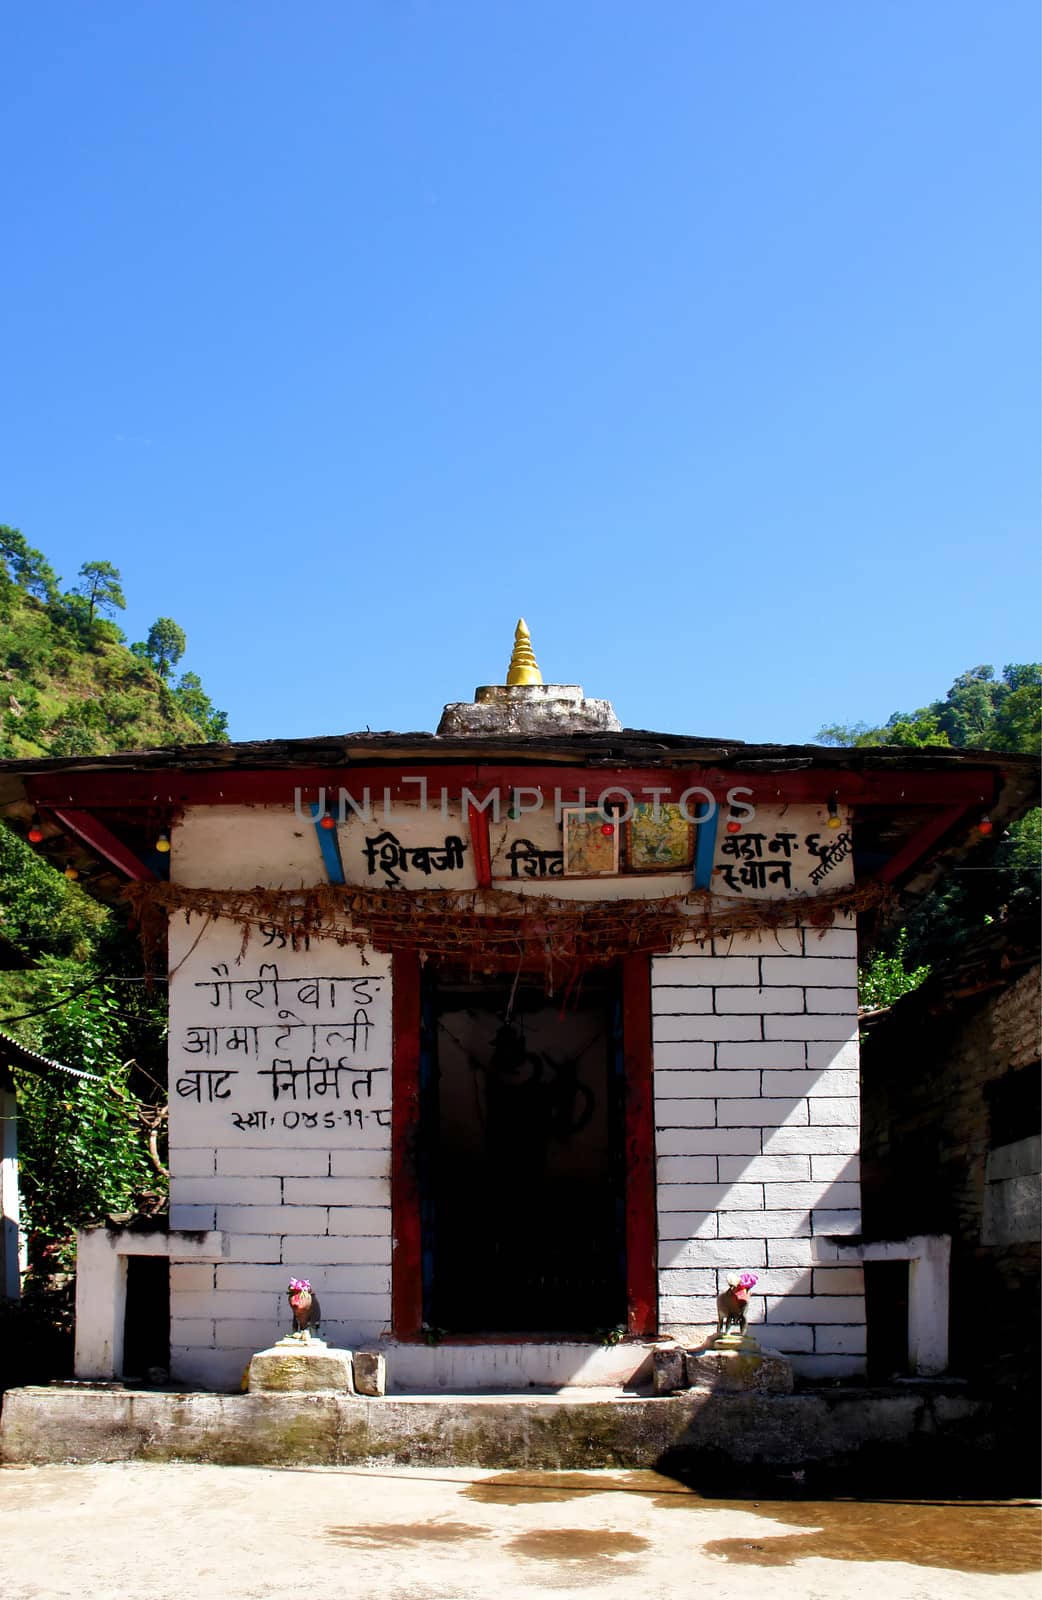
[686,1343,793,1395]
[653,1336,794,1395]
[247,1340,355,1394]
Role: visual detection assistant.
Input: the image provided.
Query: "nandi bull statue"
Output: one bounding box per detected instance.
[715,1271,759,1342]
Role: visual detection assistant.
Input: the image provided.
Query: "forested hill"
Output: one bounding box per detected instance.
[0,525,227,760]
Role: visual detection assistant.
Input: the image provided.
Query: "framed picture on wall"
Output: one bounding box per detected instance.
[561,806,620,875]
[625,803,694,872]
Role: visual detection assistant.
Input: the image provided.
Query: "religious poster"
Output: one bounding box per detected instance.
[625,803,693,872]
[561,806,620,875]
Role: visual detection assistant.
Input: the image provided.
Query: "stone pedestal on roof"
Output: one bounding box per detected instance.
[437,619,621,736]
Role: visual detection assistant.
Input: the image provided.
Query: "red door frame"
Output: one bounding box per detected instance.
[390,950,657,1341]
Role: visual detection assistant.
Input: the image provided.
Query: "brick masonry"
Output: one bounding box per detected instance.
[652,922,865,1377]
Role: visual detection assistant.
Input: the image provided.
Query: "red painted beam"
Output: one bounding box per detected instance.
[466,801,492,889]
[878,804,970,886]
[50,808,157,881]
[24,764,1002,811]
[622,954,657,1339]
[391,950,424,1341]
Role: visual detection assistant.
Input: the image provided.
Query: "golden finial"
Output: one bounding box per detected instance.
[506,618,543,686]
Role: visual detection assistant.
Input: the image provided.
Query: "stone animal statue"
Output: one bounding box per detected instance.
[716,1271,758,1338]
[287,1277,321,1340]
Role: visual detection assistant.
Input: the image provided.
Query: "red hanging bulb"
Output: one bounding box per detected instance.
[600,822,614,837]
[725,818,742,834]
[977,816,993,836]
[27,813,44,844]
[319,813,336,831]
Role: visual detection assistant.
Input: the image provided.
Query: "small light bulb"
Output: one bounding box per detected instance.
[156,831,171,853]
[319,814,336,831]
[826,814,843,830]
[27,815,44,844]
[64,862,79,881]
[600,822,614,837]
[725,819,742,835]
[978,816,993,836]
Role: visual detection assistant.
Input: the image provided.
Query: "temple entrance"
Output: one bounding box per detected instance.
[419,967,626,1336]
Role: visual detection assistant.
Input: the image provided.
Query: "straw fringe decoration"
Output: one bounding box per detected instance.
[124,878,889,978]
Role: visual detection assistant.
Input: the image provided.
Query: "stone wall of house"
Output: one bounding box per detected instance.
[652,921,866,1379]
[860,959,1040,1391]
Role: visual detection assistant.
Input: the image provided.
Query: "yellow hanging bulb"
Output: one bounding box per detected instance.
[156,831,171,853]
[506,618,543,686]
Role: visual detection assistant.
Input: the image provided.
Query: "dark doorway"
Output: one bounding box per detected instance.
[420,968,625,1336]
[121,1257,170,1379]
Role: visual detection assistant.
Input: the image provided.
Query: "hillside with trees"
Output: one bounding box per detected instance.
[0,527,230,1365]
[0,525,226,759]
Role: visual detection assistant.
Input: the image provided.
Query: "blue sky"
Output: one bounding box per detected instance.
[1,2,1038,745]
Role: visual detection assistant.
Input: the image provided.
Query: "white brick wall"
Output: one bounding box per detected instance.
[652,921,865,1374]
[167,917,393,1386]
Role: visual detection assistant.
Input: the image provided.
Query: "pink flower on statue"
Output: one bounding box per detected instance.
[288,1278,311,1293]
[738,1272,758,1290]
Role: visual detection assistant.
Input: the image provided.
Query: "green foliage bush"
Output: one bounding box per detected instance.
[0,825,109,962]
[859,930,931,1011]
[13,982,161,1269]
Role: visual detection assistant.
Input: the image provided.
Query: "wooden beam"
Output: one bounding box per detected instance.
[466,801,492,889]
[25,764,1001,811]
[390,950,424,1341]
[622,954,657,1339]
[310,803,345,886]
[878,804,970,886]
[50,808,156,881]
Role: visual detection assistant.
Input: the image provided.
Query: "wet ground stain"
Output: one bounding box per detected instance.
[508,1529,649,1564]
[464,1470,1041,1575]
[464,1469,686,1505]
[701,1499,1042,1575]
[325,1521,491,1548]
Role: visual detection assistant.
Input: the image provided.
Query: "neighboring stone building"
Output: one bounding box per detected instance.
[0,625,1035,1392]
[860,921,1040,1394]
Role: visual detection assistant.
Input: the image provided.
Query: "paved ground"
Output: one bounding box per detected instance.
[0,1462,1038,1600]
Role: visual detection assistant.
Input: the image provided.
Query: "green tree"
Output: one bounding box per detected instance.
[816,663,1040,754]
[0,525,59,604]
[145,617,187,679]
[0,824,108,963]
[818,663,1041,981]
[173,671,230,742]
[73,561,126,626]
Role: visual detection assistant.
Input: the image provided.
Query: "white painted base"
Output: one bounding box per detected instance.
[382,1340,657,1393]
[75,1225,227,1380]
[836,1233,951,1377]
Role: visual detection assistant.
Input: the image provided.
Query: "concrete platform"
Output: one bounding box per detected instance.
[0,1382,1001,1489]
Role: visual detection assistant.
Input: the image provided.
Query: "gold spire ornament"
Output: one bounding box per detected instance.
[506,618,543,686]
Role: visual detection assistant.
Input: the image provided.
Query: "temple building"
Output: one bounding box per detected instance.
[0,623,1035,1392]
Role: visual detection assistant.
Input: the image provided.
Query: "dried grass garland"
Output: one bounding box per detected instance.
[124,877,889,978]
